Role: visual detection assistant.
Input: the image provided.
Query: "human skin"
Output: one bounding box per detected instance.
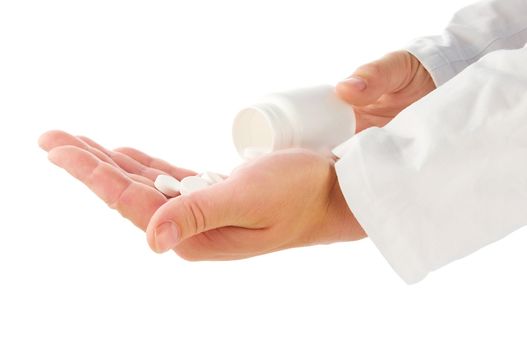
[39,50,434,259]
[337,50,436,132]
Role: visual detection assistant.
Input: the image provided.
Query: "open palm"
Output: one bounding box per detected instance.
[39,130,363,260]
[40,130,193,231]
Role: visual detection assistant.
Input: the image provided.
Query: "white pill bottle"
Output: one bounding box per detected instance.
[232,85,356,159]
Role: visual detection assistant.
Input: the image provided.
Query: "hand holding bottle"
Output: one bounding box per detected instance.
[38,51,433,259]
[336,50,436,133]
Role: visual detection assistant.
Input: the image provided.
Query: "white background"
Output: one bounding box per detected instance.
[1,0,526,349]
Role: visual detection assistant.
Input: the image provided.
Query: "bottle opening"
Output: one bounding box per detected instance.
[232,107,275,157]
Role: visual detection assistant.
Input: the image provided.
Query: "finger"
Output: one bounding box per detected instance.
[145,180,248,253]
[48,145,166,230]
[77,135,113,157]
[354,111,393,133]
[39,130,119,167]
[78,135,166,183]
[114,147,197,180]
[39,131,153,187]
[336,51,415,106]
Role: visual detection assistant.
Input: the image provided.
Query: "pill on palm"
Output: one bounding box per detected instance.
[154,174,181,197]
[200,171,225,185]
[180,175,210,195]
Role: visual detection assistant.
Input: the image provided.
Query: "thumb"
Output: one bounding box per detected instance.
[146,181,242,253]
[336,51,413,106]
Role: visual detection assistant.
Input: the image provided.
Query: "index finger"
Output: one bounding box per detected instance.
[114,147,196,180]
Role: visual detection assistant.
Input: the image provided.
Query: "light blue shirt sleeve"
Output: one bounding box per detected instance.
[405,0,527,86]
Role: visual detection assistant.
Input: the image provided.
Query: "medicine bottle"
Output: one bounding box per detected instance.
[232,85,356,159]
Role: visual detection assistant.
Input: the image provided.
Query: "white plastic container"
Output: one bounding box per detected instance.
[232,85,356,159]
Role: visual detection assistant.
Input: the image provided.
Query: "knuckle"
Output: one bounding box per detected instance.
[108,183,132,210]
[87,162,132,210]
[178,194,207,234]
[366,61,384,77]
[137,164,150,177]
[388,51,412,71]
[355,61,382,78]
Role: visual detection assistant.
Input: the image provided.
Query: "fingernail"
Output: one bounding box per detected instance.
[154,221,180,253]
[341,76,367,91]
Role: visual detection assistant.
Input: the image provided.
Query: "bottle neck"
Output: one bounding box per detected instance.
[232,102,295,159]
[250,102,294,150]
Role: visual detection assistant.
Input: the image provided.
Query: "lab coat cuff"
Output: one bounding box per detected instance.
[334,130,428,284]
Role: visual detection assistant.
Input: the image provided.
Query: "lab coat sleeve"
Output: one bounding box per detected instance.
[405,0,527,86]
[334,46,527,283]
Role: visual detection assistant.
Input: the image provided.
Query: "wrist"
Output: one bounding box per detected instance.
[312,162,366,245]
[329,166,367,242]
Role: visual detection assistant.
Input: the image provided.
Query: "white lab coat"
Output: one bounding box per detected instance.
[334,0,527,283]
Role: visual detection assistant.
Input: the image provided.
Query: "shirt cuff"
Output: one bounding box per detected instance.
[405,39,464,87]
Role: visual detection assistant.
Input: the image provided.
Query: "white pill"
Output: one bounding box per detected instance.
[154,174,181,197]
[200,171,225,185]
[243,147,267,159]
[180,175,210,195]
